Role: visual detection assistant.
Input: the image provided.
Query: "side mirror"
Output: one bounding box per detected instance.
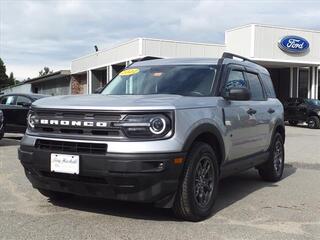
[224,88,251,101]
[21,102,32,108]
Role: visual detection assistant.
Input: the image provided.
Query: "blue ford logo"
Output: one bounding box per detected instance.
[278,35,309,53]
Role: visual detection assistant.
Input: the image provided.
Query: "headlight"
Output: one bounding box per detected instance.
[317,111,320,116]
[149,117,166,134]
[113,113,172,139]
[27,111,38,129]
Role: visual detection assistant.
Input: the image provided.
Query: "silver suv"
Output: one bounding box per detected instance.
[19,53,285,221]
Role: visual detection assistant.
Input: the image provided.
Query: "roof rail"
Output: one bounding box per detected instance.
[222,52,256,64]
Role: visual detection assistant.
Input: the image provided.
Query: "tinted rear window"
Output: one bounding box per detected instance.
[261,73,276,98]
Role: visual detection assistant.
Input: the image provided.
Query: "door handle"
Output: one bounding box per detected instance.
[247,108,257,115]
[268,108,275,114]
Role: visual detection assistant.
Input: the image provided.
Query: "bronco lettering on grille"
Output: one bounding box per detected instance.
[38,119,109,127]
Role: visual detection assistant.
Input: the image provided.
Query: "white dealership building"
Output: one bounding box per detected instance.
[71,24,320,101]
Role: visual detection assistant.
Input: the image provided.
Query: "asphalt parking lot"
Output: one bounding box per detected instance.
[0,126,319,240]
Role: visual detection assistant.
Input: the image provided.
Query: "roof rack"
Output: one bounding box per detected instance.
[222,52,256,64]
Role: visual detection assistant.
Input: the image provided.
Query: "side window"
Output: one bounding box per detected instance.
[16,96,32,106]
[0,96,16,105]
[246,72,265,101]
[261,73,276,98]
[225,69,247,91]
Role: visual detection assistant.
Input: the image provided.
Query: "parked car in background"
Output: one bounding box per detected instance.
[0,110,4,140]
[0,93,48,135]
[284,98,320,129]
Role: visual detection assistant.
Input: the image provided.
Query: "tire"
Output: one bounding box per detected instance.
[38,189,72,200]
[0,129,4,140]
[258,133,284,182]
[173,142,219,221]
[307,116,320,129]
[0,122,5,140]
[288,120,298,126]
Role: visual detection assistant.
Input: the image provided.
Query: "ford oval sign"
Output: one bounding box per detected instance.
[278,35,309,53]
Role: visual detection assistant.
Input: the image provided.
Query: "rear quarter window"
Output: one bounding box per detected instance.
[261,73,276,98]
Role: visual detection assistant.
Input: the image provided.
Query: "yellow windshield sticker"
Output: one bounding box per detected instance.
[119,68,140,76]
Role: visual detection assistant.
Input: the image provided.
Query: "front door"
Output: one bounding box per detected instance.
[222,65,259,160]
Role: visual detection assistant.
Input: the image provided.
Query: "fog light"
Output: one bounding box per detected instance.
[158,162,164,169]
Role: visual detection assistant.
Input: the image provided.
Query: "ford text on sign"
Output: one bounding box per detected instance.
[278,35,309,53]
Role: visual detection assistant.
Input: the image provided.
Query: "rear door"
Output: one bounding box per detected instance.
[284,98,297,120]
[0,95,17,130]
[295,98,308,121]
[244,70,270,152]
[222,65,259,160]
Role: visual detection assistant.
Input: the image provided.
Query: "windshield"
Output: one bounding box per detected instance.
[101,65,216,96]
[306,99,320,106]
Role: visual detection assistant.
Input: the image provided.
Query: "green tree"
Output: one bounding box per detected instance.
[39,66,53,76]
[8,72,15,86]
[0,58,9,88]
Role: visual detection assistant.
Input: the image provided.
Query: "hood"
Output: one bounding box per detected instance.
[32,94,218,111]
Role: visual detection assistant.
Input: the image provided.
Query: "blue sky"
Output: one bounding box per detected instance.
[1,0,320,80]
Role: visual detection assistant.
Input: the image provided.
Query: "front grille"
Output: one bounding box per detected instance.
[35,139,107,155]
[32,110,125,139]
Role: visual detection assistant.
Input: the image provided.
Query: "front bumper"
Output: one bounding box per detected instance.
[18,137,186,206]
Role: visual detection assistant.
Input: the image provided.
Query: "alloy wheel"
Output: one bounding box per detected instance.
[273,139,283,173]
[194,156,215,208]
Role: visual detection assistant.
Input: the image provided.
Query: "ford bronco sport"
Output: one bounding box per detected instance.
[19,53,285,221]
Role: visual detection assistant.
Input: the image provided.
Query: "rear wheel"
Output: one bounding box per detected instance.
[173,142,219,221]
[307,116,320,129]
[288,120,298,126]
[0,121,5,140]
[258,133,284,182]
[0,128,4,140]
[38,189,72,200]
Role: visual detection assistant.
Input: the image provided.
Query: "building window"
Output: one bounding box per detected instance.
[299,68,309,98]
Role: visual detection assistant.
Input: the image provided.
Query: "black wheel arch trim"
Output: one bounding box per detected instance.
[270,119,285,148]
[182,123,226,164]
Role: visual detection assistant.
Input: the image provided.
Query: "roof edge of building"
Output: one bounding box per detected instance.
[24,70,71,83]
[71,38,142,63]
[71,37,226,63]
[226,23,320,33]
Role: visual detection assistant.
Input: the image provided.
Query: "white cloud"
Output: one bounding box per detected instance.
[0,0,320,79]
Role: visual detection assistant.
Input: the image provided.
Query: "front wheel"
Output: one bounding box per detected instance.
[258,133,284,182]
[173,142,219,221]
[307,116,320,129]
[0,122,5,140]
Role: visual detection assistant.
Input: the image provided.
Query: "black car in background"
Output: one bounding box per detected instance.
[284,98,320,129]
[0,93,48,138]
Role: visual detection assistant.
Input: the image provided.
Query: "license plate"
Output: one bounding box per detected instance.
[50,153,79,175]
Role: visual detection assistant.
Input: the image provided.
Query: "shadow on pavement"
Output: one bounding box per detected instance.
[49,164,297,221]
[0,136,22,147]
[215,164,296,212]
